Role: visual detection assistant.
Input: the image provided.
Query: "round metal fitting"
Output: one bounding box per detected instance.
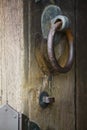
[39,91,49,108]
[51,15,70,31]
[39,91,55,108]
[47,21,74,73]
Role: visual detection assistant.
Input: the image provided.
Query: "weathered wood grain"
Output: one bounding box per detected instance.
[28,1,75,130]
[76,0,87,130]
[0,0,76,129]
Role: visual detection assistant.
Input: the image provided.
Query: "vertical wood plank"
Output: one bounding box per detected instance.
[76,0,87,130]
[28,1,75,130]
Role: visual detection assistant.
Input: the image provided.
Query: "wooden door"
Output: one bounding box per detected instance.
[0,0,87,130]
[28,1,75,130]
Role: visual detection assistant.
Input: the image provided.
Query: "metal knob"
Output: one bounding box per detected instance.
[39,91,55,108]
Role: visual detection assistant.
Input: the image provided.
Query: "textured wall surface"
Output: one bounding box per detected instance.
[0,0,25,112]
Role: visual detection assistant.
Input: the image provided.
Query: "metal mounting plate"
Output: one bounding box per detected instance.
[0,104,18,130]
[41,5,62,39]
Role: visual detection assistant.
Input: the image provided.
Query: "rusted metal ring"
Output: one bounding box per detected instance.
[47,21,74,73]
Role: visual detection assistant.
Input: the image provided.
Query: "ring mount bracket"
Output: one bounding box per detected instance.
[41,5,62,39]
[51,15,70,30]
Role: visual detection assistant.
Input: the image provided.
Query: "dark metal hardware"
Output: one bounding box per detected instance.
[51,15,70,31]
[39,91,55,108]
[0,104,40,130]
[35,5,74,74]
[30,121,40,130]
[47,20,74,73]
[41,5,62,39]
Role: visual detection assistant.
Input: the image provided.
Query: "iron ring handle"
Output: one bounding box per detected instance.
[47,21,74,73]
